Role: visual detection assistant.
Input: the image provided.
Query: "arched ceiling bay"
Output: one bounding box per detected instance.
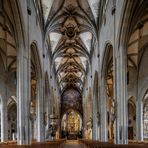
[42,0,100,93]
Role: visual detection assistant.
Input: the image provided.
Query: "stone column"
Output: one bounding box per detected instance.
[115,45,128,144]
[47,94,50,131]
[82,95,87,138]
[17,46,31,145]
[120,45,128,144]
[36,78,45,142]
[100,77,108,142]
[136,100,143,141]
[57,97,60,139]
[114,53,120,144]
[92,92,98,140]
[45,90,50,139]
[1,100,8,142]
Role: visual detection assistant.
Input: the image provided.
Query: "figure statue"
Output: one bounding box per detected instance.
[97,112,100,126]
[46,122,58,139]
[111,99,117,123]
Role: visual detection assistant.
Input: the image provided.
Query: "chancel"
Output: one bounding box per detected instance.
[0,0,148,148]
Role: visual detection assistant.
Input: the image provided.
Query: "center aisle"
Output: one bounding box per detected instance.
[62,140,84,148]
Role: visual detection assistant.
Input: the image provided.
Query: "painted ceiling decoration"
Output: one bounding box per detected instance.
[61,88,82,116]
[42,0,100,93]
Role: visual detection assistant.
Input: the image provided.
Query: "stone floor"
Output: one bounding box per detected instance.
[62,140,84,148]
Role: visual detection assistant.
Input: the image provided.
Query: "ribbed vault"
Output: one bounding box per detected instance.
[43,0,100,93]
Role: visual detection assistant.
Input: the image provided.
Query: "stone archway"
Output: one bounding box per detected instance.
[60,87,83,139]
[7,97,17,141]
[100,43,114,142]
[61,109,82,140]
[30,43,44,142]
[143,90,148,140]
[128,97,136,140]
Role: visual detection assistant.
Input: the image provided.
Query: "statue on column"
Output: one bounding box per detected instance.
[43,112,47,126]
[46,122,57,139]
[111,99,117,123]
[46,112,58,139]
[97,112,100,126]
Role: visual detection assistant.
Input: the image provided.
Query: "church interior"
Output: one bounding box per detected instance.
[0,0,148,147]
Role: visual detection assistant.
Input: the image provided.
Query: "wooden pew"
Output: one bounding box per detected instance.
[0,139,66,148]
[79,139,148,148]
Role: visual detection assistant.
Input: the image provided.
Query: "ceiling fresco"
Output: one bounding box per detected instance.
[61,88,82,115]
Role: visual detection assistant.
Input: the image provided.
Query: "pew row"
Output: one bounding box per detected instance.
[79,139,148,148]
[0,139,66,148]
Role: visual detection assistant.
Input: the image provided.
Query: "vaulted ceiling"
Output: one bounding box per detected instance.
[41,0,100,93]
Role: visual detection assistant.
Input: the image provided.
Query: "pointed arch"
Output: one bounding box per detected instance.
[101,42,113,78]
[30,42,42,79]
